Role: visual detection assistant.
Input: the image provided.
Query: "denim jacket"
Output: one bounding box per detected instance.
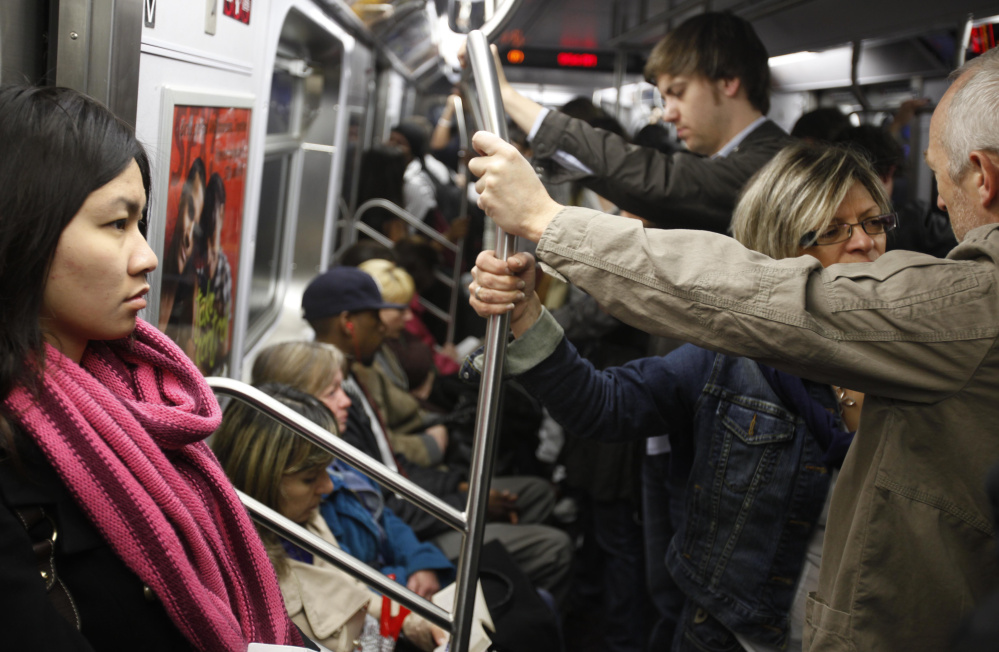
[467,309,836,648]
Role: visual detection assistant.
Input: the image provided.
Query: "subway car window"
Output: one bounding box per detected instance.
[248,154,290,329]
[245,8,346,351]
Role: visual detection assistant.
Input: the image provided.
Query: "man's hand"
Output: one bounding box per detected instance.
[456,484,520,524]
[406,570,441,599]
[425,424,449,456]
[468,132,563,242]
[487,488,520,524]
[470,251,543,337]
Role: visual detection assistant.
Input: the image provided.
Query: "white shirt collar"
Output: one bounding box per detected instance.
[711,116,768,159]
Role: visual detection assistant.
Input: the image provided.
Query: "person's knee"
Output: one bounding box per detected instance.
[505,476,556,523]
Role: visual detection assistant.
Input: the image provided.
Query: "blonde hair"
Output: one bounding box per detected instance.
[358,258,415,305]
[211,384,337,571]
[252,340,347,396]
[731,142,891,259]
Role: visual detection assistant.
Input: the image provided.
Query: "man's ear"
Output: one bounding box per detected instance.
[967,150,999,209]
[335,311,353,337]
[718,77,742,99]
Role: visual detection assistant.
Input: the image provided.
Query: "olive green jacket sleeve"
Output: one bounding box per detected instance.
[535,206,999,402]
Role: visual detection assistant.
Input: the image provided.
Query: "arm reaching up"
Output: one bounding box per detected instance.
[468,132,563,241]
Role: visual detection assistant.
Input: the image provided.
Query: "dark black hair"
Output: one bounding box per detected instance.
[559,97,608,123]
[339,240,396,267]
[393,236,440,293]
[834,125,904,179]
[791,107,852,142]
[644,12,772,115]
[189,157,206,188]
[0,85,150,450]
[164,157,207,276]
[356,145,407,236]
[633,123,679,154]
[200,171,226,239]
[391,123,429,168]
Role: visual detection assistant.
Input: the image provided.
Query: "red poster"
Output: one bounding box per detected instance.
[223,0,251,24]
[159,105,251,375]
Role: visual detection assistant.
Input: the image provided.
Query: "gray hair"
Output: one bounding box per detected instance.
[943,47,999,180]
[731,142,890,259]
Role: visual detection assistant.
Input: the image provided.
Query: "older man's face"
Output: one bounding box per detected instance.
[925,77,991,242]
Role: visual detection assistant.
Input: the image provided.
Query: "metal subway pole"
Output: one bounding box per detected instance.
[449,29,515,652]
[446,95,471,346]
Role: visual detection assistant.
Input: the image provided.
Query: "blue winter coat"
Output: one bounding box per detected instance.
[319,462,454,587]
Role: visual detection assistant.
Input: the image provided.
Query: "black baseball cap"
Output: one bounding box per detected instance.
[302,266,406,321]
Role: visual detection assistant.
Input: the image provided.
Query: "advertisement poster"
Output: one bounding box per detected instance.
[223,0,251,24]
[159,104,251,376]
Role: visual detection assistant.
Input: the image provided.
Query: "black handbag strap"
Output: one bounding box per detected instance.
[14,506,81,630]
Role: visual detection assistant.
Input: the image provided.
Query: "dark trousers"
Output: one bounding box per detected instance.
[643,452,686,651]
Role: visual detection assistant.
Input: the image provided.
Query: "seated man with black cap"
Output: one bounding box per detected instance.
[300,266,573,608]
[301,266,448,467]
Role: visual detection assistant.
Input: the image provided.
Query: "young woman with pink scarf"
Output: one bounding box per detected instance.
[0,85,314,652]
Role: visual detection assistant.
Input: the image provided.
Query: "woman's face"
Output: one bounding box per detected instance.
[41,160,158,362]
[379,307,413,339]
[278,464,333,525]
[799,181,887,268]
[318,369,352,433]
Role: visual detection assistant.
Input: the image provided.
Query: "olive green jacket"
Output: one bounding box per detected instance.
[535,207,999,651]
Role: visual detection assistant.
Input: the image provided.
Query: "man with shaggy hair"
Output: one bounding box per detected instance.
[487,11,791,232]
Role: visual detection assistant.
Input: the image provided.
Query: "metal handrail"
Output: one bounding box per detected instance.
[208,378,465,531]
[334,198,466,345]
[212,30,512,652]
[207,377,462,629]
[238,491,451,630]
[350,199,460,254]
[446,95,471,345]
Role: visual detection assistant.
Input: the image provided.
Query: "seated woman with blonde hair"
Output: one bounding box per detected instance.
[211,383,450,651]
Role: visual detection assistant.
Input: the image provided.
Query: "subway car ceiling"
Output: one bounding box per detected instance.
[452,0,998,90]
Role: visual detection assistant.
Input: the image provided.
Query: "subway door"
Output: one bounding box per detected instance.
[243,7,365,367]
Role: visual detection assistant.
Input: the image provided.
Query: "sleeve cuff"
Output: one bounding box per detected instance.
[505,308,565,376]
[527,107,550,143]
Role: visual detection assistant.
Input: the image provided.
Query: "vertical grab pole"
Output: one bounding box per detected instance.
[450,30,514,652]
[445,96,471,346]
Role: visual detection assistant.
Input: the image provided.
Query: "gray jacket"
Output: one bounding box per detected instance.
[531,111,791,232]
[534,206,999,651]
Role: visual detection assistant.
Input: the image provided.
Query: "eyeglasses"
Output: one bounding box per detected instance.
[799,213,898,247]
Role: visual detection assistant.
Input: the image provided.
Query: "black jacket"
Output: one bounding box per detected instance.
[531,111,792,233]
[0,435,195,652]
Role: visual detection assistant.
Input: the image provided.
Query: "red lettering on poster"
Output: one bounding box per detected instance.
[223,0,250,24]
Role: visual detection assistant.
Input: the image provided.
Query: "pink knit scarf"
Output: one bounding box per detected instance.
[5,319,302,651]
